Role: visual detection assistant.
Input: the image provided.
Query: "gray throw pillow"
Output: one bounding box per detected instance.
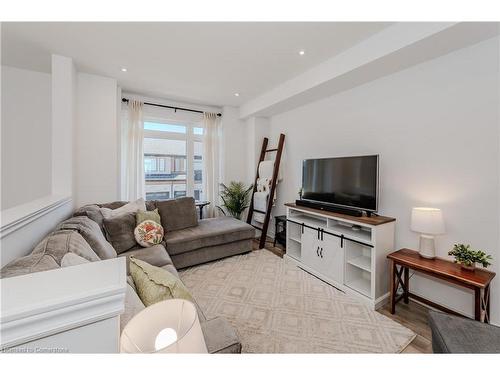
[103,212,137,254]
[155,197,198,232]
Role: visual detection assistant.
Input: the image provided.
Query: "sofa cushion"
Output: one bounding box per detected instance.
[165,217,255,255]
[57,216,117,260]
[161,264,179,279]
[32,230,100,264]
[61,252,91,267]
[0,253,60,279]
[100,200,156,211]
[103,212,137,254]
[120,283,146,332]
[0,230,99,279]
[73,204,105,233]
[100,198,146,220]
[156,197,198,232]
[119,244,173,273]
[201,317,242,354]
[129,257,194,306]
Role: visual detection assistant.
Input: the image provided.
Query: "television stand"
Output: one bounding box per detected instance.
[295,199,364,217]
[284,202,396,310]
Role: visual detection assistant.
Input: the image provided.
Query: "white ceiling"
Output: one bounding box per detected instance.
[1,22,391,107]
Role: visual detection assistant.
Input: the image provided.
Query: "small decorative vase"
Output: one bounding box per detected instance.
[461,263,476,272]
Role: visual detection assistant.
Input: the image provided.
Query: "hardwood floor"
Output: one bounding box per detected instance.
[255,238,433,353]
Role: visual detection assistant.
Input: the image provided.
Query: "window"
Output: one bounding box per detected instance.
[143,120,204,202]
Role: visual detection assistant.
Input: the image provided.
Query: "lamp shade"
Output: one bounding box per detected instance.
[410,207,445,235]
[120,299,207,353]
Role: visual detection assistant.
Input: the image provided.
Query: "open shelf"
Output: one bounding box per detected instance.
[347,255,371,272]
[346,277,371,298]
[345,262,372,298]
[289,236,301,244]
[289,211,327,228]
[286,240,301,261]
[327,220,372,243]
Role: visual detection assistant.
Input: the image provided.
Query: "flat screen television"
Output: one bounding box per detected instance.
[301,155,379,213]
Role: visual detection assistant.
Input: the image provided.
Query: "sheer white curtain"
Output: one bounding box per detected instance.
[203,112,222,217]
[123,100,145,200]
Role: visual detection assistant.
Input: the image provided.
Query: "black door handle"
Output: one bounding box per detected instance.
[316,246,319,256]
[320,248,323,258]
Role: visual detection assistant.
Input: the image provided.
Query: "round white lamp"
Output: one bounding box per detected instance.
[120,299,208,353]
[410,207,445,259]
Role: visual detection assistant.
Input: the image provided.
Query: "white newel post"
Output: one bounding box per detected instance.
[0,257,126,353]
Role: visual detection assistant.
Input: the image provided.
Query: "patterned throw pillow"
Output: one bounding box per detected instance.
[134,220,164,247]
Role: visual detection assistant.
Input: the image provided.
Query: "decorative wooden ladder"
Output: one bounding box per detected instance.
[246,133,285,249]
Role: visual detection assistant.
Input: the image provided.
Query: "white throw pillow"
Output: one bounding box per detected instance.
[61,253,90,267]
[100,198,146,220]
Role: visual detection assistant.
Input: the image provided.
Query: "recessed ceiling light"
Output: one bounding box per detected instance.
[121,68,127,72]
[299,50,305,56]
[234,93,240,97]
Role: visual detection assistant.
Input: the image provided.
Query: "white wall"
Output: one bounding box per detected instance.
[51,55,76,198]
[267,37,500,324]
[221,106,248,184]
[1,66,52,209]
[75,73,119,207]
[1,57,75,266]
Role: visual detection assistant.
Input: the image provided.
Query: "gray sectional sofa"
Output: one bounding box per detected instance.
[1,197,255,353]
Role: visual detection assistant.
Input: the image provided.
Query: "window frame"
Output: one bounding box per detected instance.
[143,116,204,201]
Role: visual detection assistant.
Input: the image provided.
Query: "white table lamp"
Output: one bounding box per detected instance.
[120,299,208,353]
[410,207,445,259]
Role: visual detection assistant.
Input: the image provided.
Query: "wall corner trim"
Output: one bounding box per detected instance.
[0,257,126,350]
[0,195,72,239]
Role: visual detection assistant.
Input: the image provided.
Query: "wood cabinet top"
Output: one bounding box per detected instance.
[284,203,396,226]
[388,248,496,288]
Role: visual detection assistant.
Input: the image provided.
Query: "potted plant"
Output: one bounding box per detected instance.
[448,244,492,271]
[217,181,254,220]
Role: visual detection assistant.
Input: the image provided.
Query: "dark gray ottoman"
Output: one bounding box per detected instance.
[428,310,500,353]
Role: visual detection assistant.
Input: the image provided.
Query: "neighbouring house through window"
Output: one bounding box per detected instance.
[143,120,204,202]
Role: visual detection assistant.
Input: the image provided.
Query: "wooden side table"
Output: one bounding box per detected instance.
[387,249,496,323]
[195,201,210,219]
[273,215,287,248]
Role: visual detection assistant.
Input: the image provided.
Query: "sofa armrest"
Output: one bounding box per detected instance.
[200,317,241,354]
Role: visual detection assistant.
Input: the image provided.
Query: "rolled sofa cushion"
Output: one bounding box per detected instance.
[74,204,105,232]
[129,257,194,306]
[103,212,137,254]
[57,216,117,260]
[155,197,198,232]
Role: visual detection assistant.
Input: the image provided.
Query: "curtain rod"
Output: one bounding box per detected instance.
[122,98,222,117]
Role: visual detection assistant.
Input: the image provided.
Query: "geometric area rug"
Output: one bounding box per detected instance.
[179,250,416,353]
